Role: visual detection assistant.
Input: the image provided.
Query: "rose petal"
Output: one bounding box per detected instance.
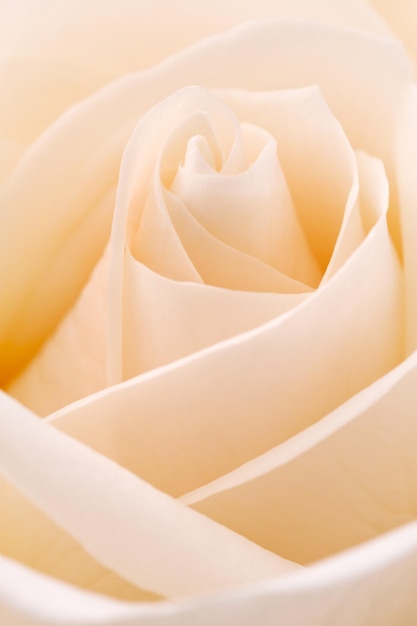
[1,521,417,625]
[170,122,320,284]
[0,556,156,625]
[118,87,319,378]
[368,0,417,72]
[0,120,123,381]
[221,87,359,274]
[395,84,417,353]
[0,473,155,602]
[0,392,298,598]
[6,84,374,410]
[0,137,22,180]
[123,254,307,379]
[51,182,402,497]
[165,188,310,293]
[183,347,417,563]
[1,21,409,381]
[7,255,110,429]
[0,0,390,145]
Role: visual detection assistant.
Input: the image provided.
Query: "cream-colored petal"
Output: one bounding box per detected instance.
[7,254,110,416]
[220,86,358,273]
[0,474,155,602]
[395,84,417,354]
[0,137,22,181]
[107,88,247,383]
[105,19,410,380]
[184,348,417,563]
[321,155,361,280]
[0,556,158,625]
[7,204,309,417]
[0,115,124,381]
[166,188,311,293]
[355,151,390,233]
[8,84,387,413]
[322,150,388,281]
[0,0,390,144]
[122,252,306,379]
[0,393,298,598]
[1,21,410,382]
[9,87,342,413]
[131,169,202,284]
[115,87,315,378]
[1,521,417,625]
[131,108,228,283]
[52,192,402,497]
[7,206,309,418]
[171,123,320,285]
[141,20,410,258]
[123,89,324,284]
[368,0,417,71]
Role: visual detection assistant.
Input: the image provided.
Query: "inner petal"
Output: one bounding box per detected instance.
[51,202,402,498]
[221,86,362,273]
[0,472,156,601]
[122,252,307,379]
[166,187,311,293]
[171,123,321,286]
[126,92,245,283]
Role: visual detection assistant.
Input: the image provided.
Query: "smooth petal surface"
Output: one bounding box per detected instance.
[1,5,416,626]
[0,473,156,602]
[395,84,417,353]
[184,346,417,563]
[123,254,307,380]
[7,21,410,410]
[0,520,417,625]
[0,0,389,145]
[7,255,110,427]
[0,393,297,599]
[369,0,417,71]
[51,183,402,497]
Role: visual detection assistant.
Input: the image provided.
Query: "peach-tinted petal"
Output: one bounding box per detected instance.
[122,253,306,380]
[1,21,410,382]
[51,184,402,496]
[0,0,389,145]
[165,189,310,293]
[0,474,155,602]
[170,122,319,284]
[183,348,417,563]
[0,393,298,598]
[114,87,319,379]
[221,86,359,273]
[0,556,157,625]
[1,521,417,625]
[368,0,417,72]
[0,115,124,381]
[9,82,391,413]
[7,254,110,416]
[0,137,22,181]
[395,84,417,353]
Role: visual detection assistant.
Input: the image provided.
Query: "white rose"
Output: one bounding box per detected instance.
[1,1,417,625]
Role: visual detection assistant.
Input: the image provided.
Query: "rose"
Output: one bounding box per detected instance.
[1,1,417,625]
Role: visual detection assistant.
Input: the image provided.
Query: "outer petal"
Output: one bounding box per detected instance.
[0,393,297,599]
[0,0,389,146]
[368,0,417,71]
[1,521,417,625]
